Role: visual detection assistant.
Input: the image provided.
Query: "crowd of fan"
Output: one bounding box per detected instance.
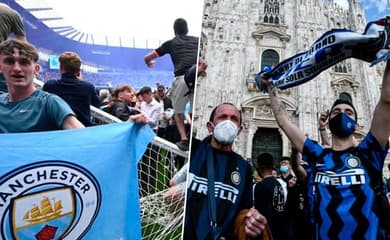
[30,51,192,150]
[95,82,192,144]
[38,66,174,91]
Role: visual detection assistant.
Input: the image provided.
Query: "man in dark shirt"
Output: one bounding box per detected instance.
[43,52,99,126]
[254,152,288,240]
[109,85,141,121]
[155,85,173,110]
[184,103,267,239]
[261,59,390,239]
[144,18,198,151]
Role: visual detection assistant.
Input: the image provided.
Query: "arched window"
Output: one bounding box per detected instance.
[261,49,280,71]
[263,0,281,25]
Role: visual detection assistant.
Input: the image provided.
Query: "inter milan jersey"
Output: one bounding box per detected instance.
[254,177,287,240]
[302,132,388,240]
[184,140,253,240]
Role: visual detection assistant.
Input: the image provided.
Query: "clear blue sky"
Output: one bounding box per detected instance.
[334,0,389,22]
[360,0,389,22]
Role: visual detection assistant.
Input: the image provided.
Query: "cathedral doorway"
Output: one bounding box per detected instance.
[251,127,282,167]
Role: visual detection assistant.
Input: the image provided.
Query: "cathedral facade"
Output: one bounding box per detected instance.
[193,0,389,176]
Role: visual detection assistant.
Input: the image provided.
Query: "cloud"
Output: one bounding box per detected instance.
[374,0,388,12]
[361,0,388,12]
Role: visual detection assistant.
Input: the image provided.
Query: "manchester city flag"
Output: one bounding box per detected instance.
[0,122,155,240]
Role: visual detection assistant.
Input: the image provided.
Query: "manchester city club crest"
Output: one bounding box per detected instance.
[346,155,361,168]
[0,161,102,240]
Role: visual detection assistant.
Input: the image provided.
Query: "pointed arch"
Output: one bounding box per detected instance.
[263,0,281,25]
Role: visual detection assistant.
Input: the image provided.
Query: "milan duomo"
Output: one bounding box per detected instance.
[193,0,390,176]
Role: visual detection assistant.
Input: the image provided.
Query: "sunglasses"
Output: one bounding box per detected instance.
[2,56,33,66]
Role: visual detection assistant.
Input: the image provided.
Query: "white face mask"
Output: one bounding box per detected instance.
[211,120,239,145]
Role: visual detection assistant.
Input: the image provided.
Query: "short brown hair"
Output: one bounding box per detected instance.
[0,39,39,62]
[113,85,133,99]
[59,51,82,74]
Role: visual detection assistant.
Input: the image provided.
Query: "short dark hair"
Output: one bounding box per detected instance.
[209,103,242,125]
[330,92,357,121]
[174,18,188,35]
[138,86,152,96]
[256,153,274,170]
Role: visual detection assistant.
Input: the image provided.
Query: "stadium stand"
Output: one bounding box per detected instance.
[4,0,174,89]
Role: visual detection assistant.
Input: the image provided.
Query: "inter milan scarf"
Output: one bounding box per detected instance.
[256,16,390,91]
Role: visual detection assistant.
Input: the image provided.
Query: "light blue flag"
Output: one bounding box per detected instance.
[0,122,155,240]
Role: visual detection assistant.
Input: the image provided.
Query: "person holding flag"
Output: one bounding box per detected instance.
[261,48,390,239]
[0,41,155,240]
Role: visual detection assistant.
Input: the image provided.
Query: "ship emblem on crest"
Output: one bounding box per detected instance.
[0,161,101,240]
[11,187,75,240]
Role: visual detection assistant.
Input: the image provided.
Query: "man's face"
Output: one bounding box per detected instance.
[142,93,153,103]
[280,160,290,167]
[329,103,355,121]
[118,89,135,103]
[157,89,164,98]
[209,104,241,130]
[0,48,39,89]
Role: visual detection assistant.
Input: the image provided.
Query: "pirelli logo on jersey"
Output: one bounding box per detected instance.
[187,173,239,204]
[314,168,366,186]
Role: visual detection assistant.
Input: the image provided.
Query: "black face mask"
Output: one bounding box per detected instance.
[329,112,356,138]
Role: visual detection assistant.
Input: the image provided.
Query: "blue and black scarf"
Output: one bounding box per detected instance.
[256,16,390,91]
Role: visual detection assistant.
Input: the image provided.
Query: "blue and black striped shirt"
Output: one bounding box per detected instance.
[303,132,388,239]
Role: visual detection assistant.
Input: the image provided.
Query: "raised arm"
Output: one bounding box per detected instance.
[318,110,331,147]
[262,77,307,152]
[144,50,158,68]
[290,148,307,181]
[370,60,390,148]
